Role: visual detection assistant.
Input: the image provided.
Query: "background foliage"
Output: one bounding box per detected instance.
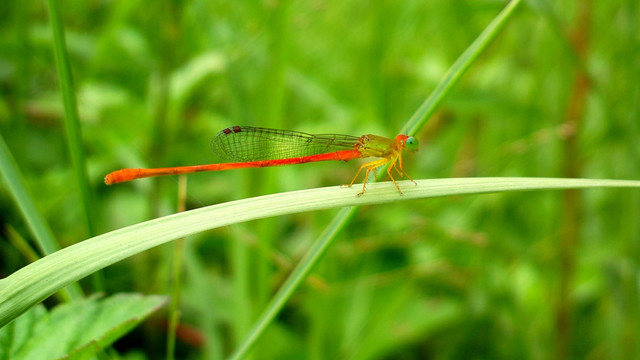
[1,0,638,359]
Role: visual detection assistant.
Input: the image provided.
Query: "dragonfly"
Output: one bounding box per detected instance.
[105,126,419,195]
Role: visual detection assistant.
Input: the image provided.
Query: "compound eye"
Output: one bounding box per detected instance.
[404,136,419,152]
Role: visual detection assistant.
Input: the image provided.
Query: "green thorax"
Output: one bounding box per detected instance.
[358,135,397,158]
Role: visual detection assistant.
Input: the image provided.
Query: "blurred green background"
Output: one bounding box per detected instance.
[1,0,639,358]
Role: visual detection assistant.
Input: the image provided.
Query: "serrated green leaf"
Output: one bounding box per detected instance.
[0,294,167,360]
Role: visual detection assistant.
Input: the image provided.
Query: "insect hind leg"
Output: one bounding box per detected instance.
[344,158,389,196]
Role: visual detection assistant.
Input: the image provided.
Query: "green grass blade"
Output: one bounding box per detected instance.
[0,135,59,256]
[0,133,83,300]
[1,177,639,329]
[166,176,187,360]
[230,0,524,358]
[401,0,523,136]
[46,0,96,237]
[229,207,357,360]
